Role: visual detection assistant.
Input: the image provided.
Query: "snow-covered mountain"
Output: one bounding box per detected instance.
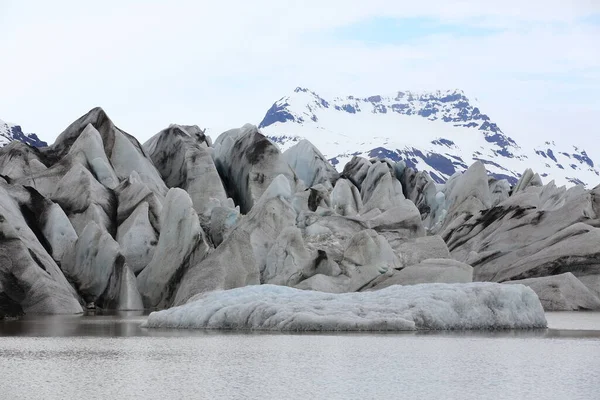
[259,87,598,187]
[0,118,47,147]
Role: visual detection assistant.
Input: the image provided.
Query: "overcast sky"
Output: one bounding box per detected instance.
[1,1,599,145]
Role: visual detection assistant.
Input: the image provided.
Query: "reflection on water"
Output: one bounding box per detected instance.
[1,312,599,400]
[0,311,148,338]
[2,311,600,339]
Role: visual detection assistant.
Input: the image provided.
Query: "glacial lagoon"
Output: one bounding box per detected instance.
[1,312,599,400]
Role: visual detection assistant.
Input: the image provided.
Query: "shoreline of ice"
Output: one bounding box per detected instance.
[142,283,547,331]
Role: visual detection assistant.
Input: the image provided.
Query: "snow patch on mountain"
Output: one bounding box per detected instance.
[0,118,47,148]
[260,88,599,187]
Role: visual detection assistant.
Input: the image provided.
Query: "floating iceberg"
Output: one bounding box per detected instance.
[143,283,547,331]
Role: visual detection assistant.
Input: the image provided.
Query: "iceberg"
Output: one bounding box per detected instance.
[143,283,547,331]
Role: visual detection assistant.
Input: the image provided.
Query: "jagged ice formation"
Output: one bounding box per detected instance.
[0,104,596,326]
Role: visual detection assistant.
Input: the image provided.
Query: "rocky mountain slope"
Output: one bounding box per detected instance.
[0,118,47,148]
[260,88,598,187]
[0,108,598,323]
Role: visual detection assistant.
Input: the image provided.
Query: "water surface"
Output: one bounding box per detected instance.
[1,312,599,400]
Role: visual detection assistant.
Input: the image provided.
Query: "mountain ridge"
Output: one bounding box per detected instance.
[0,118,47,148]
[259,87,598,187]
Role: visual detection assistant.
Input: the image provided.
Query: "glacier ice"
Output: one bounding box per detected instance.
[61,221,116,301]
[143,124,228,223]
[0,183,82,315]
[446,183,600,284]
[137,188,209,308]
[213,124,297,213]
[283,139,339,189]
[513,168,543,194]
[386,235,450,268]
[341,156,371,189]
[263,226,314,286]
[40,202,78,262]
[294,228,400,293]
[115,171,163,233]
[50,107,168,196]
[367,258,473,291]
[143,283,547,331]
[209,204,240,246]
[360,161,405,213]
[0,142,48,180]
[504,273,600,311]
[116,202,158,275]
[3,105,600,320]
[173,174,296,305]
[331,178,362,216]
[54,166,116,235]
[61,220,143,309]
[489,178,510,207]
[67,123,119,189]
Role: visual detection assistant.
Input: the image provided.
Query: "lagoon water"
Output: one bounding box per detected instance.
[1,312,599,400]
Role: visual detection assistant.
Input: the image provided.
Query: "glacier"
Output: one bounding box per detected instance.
[142,283,547,331]
[2,103,600,320]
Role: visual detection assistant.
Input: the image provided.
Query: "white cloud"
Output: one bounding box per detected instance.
[0,0,598,145]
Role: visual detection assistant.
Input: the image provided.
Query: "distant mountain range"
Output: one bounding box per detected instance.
[259,87,598,187]
[0,118,47,148]
[4,89,598,188]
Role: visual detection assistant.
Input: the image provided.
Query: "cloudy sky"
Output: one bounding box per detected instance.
[1,1,598,145]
